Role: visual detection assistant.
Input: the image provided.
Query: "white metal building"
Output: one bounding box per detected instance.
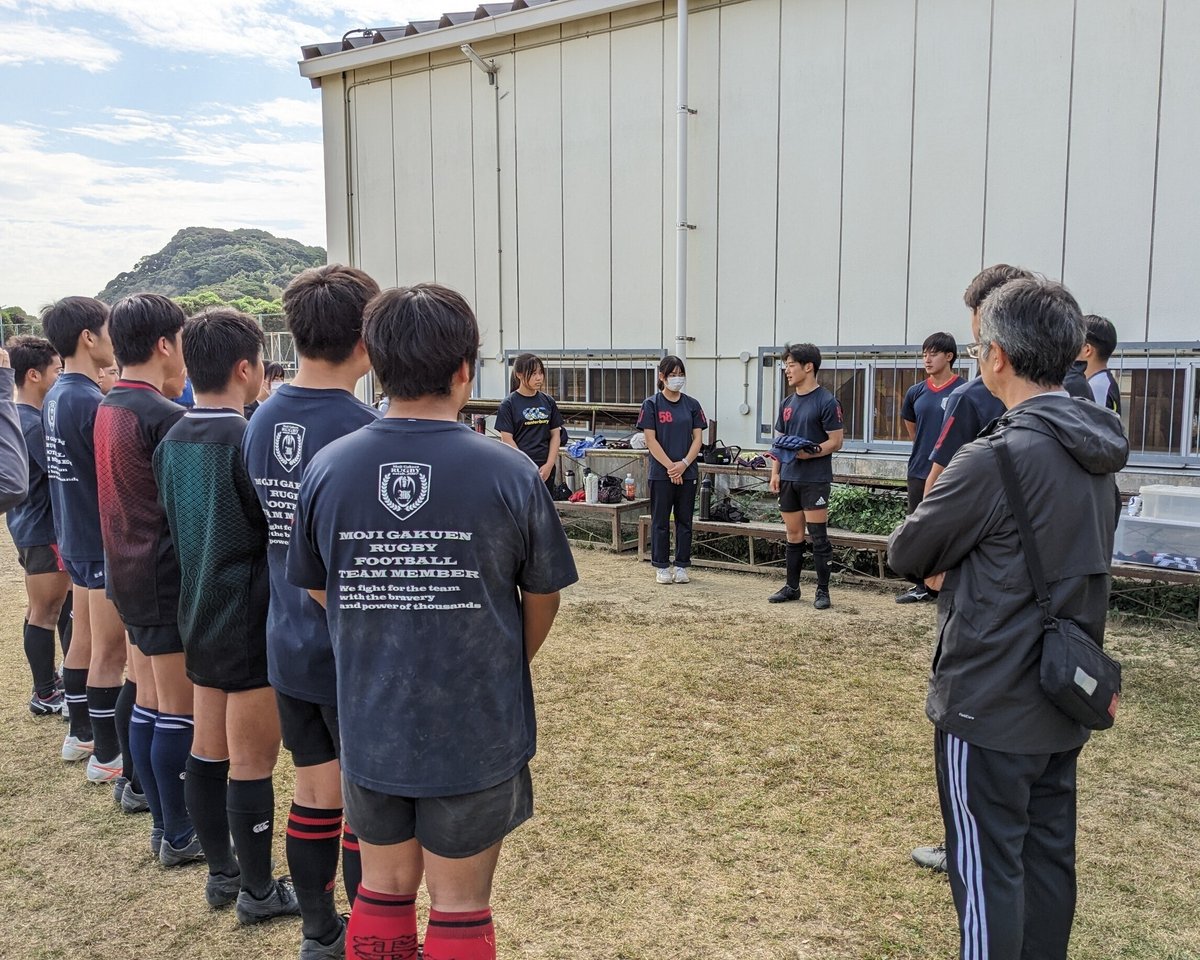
[299,0,1200,469]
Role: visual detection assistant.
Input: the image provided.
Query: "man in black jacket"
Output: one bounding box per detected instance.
[888,278,1127,960]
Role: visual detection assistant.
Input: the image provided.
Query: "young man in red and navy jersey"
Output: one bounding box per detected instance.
[895,332,961,604]
[40,296,127,778]
[95,294,202,857]
[5,336,70,717]
[767,342,844,610]
[287,284,578,960]
[243,265,380,959]
[155,308,300,925]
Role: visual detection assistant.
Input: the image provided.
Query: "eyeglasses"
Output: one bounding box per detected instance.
[964,341,990,360]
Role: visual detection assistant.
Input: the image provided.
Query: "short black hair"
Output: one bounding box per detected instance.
[263,361,286,382]
[656,355,685,388]
[782,342,822,372]
[282,264,380,364]
[109,293,186,367]
[6,335,59,388]
[963,264,1035,311]
[363,284,478,400]
[181,308,266,394]
[922,331,958,363]
[40,296,109,359]
[1083,314,1117,361]
[978,278,1084,388]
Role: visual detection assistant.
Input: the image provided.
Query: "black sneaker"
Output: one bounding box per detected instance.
[813,587,831,610]
[206,870,242,909]
[896,586,930,604]
[768,584,800,603]
[235,877,302,925]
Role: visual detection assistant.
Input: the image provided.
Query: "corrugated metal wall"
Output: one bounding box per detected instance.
[326,0,1199,448]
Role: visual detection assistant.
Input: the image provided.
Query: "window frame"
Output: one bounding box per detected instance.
[504,348,666,405]
[757,343,1200,467]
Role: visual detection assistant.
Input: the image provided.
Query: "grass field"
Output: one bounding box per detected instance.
[1,534,1197,959]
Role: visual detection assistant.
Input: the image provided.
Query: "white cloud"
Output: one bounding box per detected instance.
[7,1,462,65]
[0,112,326,310]
[0,21,121,72]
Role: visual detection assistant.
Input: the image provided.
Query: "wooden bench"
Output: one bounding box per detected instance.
[632,516,1199,623]
[636,515,892,579]
[1111,562,1200,626]
[554,498,650,552]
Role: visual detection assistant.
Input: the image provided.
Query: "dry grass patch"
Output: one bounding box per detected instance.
[0,537,1196,958]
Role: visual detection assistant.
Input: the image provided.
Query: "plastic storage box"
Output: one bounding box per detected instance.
[1137,485,1200,524]
[1113,513,1200,567]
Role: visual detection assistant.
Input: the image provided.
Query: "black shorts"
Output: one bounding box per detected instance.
[342,765,533,859]
[17,544,65,576]
[128,623,185,657]
[184,632,270,693]
[779,480,831,514]
[277,691,341,768]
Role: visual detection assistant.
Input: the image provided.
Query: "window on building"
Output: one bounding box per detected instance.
[1123,366,1187,457]
[871,362,974,442]
[514,351,664,405]
[815,367,867,442]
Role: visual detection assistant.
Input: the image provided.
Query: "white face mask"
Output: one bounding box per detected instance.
[666,376,686,393]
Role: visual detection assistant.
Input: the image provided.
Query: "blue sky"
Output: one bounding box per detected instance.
[0,0,452,311]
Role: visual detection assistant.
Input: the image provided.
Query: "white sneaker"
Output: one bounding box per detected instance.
[655,567,674,584]
[672,566,690,584]
[62,734,94,762]
[86,752,124,783]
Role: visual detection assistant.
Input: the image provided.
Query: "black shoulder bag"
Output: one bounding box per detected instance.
[992,435,1121,731]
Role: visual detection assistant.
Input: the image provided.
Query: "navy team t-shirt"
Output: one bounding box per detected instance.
[901,375,962,480]
[494,390,563,468]
[636,393,708,481]
[929,377,1005,470]
[243,385,379,706]
[287,418,579,798]
[43,372,104,562]
[6,404,56,548]
[774,387,843,483]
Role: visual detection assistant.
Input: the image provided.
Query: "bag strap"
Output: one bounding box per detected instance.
[990,434,1054,623]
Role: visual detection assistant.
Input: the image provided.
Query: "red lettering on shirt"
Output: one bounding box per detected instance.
[782,407,793,422]
[658,411,673,424]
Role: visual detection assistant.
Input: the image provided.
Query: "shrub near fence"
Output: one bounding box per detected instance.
[690,484,908,577]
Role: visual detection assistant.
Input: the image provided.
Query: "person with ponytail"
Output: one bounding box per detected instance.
[495,353,564,493]
[636,356,707,584]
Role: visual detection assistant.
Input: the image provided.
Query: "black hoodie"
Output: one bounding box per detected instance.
[888,393,1128,754]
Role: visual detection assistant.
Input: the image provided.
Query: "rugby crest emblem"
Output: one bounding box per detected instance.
[378,462,431,521]
[272,422,305,473]
[46,399,57,432]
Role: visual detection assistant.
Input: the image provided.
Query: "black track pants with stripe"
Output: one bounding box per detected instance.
[935,729,1083,960]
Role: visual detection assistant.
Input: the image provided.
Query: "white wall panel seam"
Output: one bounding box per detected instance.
[771,0,783,350]
[979,0,996,272]
[836,0,848,345]
[902,0,919,344]
[1145,0,1168,341]
[1059,0,1078,281]
[428,73,438,279]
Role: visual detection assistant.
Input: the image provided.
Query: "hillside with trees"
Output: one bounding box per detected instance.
[96,227,326,313]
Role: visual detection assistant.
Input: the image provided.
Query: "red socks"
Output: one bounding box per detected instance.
[346,888,495,960]
[423,908,496,960]
[347,888,417,960]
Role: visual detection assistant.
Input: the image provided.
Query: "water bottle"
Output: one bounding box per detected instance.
[624,473,636,500]
[565,468,575,491]
[585,472,599,504]
[700,475,713,520]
